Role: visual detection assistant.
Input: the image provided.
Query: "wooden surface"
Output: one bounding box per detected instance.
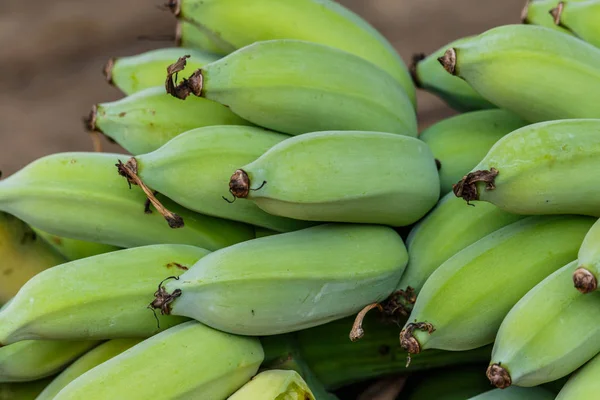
[0,0,525,175]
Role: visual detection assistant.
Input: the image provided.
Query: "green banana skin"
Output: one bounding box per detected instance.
[231,131,440,226]
[32,228,120,261]
[396,193,524,312]
[487,260,600,388]
[453,119,600,217]
[420,110,528,194]
[53,321,264,400]
[35,339,142,400]
[168,0,416,106]
[0,377,53,400]
[556,352,600,399]
[402,365,494,400]
[0,244,209,344]
[400,215,595,355]
[90,86,253,155]
[522,0,576,33]
[439,25,600,123]
[0,152,255,250]
[574,217,600,293]
[104,47,219,95]
[133,125,313,232]
[170,40,417,137]
[0,340,98,383]
[228,370,315,400]
[411,36,496,112]
[0,213,66,303]
[469,387,555,400]
[157,224,408,336]
[175,21,233,56]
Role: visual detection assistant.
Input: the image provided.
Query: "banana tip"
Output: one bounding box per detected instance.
[452,168,498,204]
[165,0,181,16]
[487,363,512,389]
[573,267,597,294]
[550,2,565,26]
[399,322,434,355]
[103,58,115,85]
[229,169,251,199]
[520,0,530,23]
[437,48,457,75]
[175,21,183,47]
[409,53,426,88]
[83,105,98,132]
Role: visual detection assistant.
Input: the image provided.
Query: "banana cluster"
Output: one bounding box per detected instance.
[4,0,600,398]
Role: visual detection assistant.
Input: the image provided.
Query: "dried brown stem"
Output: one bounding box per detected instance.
[399,322,435,366]
[452,168,499,204]
[487,363,512,389]
[437,48,457,75]
[103,58,115,85]
[573,267,597,294]
[409,53,426,88]
[165,56,205,101]
[89,131,103,153]
[521,0,531,23]
[550,2,565,26]
[165,0,181,16]
[349,303,383,342]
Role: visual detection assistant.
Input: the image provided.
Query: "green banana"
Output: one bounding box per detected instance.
[401,365,494,400]
[32,228,120,261]
[89,86,253,155]
[555,352,600,399]
[453,119,600,217]
[175,21,232,55]
[0,213,66,303]
[410,36,496,112]
[151,224,408,336]
[167,40,417,137]
[0,378,53,400]
[395,193,524,314]
[521,0,575,32]
[399,215,594,356]
[125,125,313,232]
[228,370,314,400]
[0,340,98,383]
[469,387,555,400]
[227,131,439,226]
[35,339,142,400]
[104,47,219,95]
[0,152,255,250]
[438,24,600,123]
[420,110,528,194]
[53,321,264,400]
[487,260,600,388]
[0,244,209,344]
[574,218,600,293]
[167,0,416,106]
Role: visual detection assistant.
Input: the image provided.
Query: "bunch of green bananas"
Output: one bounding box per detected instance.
[5,0,600,398]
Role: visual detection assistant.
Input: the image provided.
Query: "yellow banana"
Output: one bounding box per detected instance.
[227,370,314,400]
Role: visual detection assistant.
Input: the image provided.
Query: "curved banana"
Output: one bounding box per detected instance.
[399,215,594,356]
[168,40,417,137]
[104,47,219,95]
[151,224,408,336]
[0,244,209,344]
[129,125,312,232]
[453,119,600,217]
[396,193,524,312]
[0,213,66,303]
[53,321,264,400]
[420,110,527,194]
[574,218,600,293]
[487,260,600,389]
[438,24,600,123]
[469,387,555,400]
[555,352,600,399]
[35,339,142,400]
[175,21,232,55]
[0,340,98,383]
[228,370,314,400]
[411,36,495,112]
[31,228,120,261]
[227,131,439,226]
[167,0,416,106]
[88,87,252,155]
[0,152,255,250]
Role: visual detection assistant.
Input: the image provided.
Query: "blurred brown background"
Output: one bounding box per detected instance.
[0,0,525,176]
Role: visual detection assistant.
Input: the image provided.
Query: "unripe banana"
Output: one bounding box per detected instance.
[0,340,98,383]
[574,218,600,293]
[53,321,264,400]
[487,260,600,389]
[103,47,219,95]
[228,370,314,400]
[127,125,312,232]
[453,119,600,217]
[0,152,254,250]
[0,213,66,303]
[438,24,600,123]
[88,87,253,155]
[168,40,417,137]
[555,352,600,399]
[410,36,495,112]
[396,193,524,313]
[228,131,439,226]
[175,21,232,55]
[167,0,416,106]
[402,365,494,400]
[32,228,119,261]
[35,339,142,400]
[0,377,53,400]
[521,0,576,33]
[400,215,594,356]
[0,244,209,344]
[151,224,408,336]
[469,387,555,400]
[420,110,527,194]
